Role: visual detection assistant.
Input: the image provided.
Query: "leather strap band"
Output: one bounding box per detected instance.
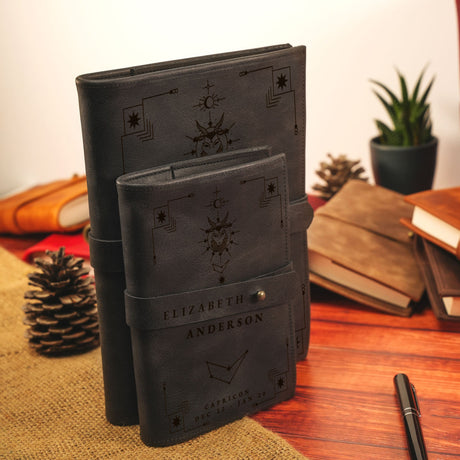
[125,267,296,330]
[289,195,313,234]
[88,232,124,272]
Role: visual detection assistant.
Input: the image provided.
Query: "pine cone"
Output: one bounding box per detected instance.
[312,153,368,200]
[23,247,99,356]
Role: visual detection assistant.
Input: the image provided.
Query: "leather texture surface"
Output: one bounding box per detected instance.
[309,180,424,316]
[76,44,310,425]
[403,186,460,231]
[117,149,297,446]
[401,187,460,259]
[413,235,460,321]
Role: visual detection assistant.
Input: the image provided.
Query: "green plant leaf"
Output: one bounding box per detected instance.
[375,120,403,145]
[370,67,434,147]
[397,70,409,105]
[411,66,427,104]
[372,90,398,126]
[419,76,435,106]
[370,79,401,111]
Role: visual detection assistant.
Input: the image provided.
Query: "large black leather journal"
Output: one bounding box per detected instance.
[76,44,311,425]
[117,147,297,446]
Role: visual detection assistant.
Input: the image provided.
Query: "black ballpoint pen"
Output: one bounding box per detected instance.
[394,373,428,460]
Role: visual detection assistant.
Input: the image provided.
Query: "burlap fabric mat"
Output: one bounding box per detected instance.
[0,247,306,459]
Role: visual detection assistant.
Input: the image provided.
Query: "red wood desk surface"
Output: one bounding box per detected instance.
[2,235,460,459]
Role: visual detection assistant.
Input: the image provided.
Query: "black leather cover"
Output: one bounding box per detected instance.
[117,147,297,446]
[76,44,311,425]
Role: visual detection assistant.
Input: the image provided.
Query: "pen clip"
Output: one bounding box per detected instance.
[411,383,421,417]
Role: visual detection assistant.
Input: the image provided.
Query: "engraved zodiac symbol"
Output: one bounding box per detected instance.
[186,80,238,157]
[190,113,235,157]
[206,213,232,253]
[201,188,238,283]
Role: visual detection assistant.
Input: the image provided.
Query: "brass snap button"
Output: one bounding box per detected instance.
[256,290,266,301]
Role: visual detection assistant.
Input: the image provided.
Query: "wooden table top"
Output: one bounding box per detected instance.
[3,234,460,459]
[254,285,460,459]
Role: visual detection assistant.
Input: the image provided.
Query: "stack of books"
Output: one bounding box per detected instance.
[308,180,425,316]
[401,187,460,320]
[307,181,460,319]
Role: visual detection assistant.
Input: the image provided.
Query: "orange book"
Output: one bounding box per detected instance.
[401,187,460,260]
[0,176,89,234]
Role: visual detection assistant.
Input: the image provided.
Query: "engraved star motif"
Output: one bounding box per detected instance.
[157,210,167,223]
[267,182,276,195]
[172,416,182,427]
[128,112,140,128]
[276,73,288,90]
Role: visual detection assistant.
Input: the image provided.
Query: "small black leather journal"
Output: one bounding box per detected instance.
[76,44,312,425]
[116,147,297,446]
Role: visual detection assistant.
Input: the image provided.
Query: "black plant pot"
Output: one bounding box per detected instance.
[370,136,438,195]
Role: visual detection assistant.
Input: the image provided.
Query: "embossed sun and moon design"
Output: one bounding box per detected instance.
[186,80,239,157]
[200,187,238,284]
[150,187,238,284]
[150,175,283,285]
[119,64,298,171]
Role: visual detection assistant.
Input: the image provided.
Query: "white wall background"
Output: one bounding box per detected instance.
[1,0,459,196]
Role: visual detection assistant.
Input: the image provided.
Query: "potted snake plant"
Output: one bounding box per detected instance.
[369,68,437,194]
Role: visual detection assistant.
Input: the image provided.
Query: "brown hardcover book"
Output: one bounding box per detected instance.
[401,187,460,260]
[308,180,425,316]
[0,176,89,234]
[414,235,460,320]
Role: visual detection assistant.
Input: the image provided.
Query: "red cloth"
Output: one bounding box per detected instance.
[22,233,89,264]
[308,194,326,211]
